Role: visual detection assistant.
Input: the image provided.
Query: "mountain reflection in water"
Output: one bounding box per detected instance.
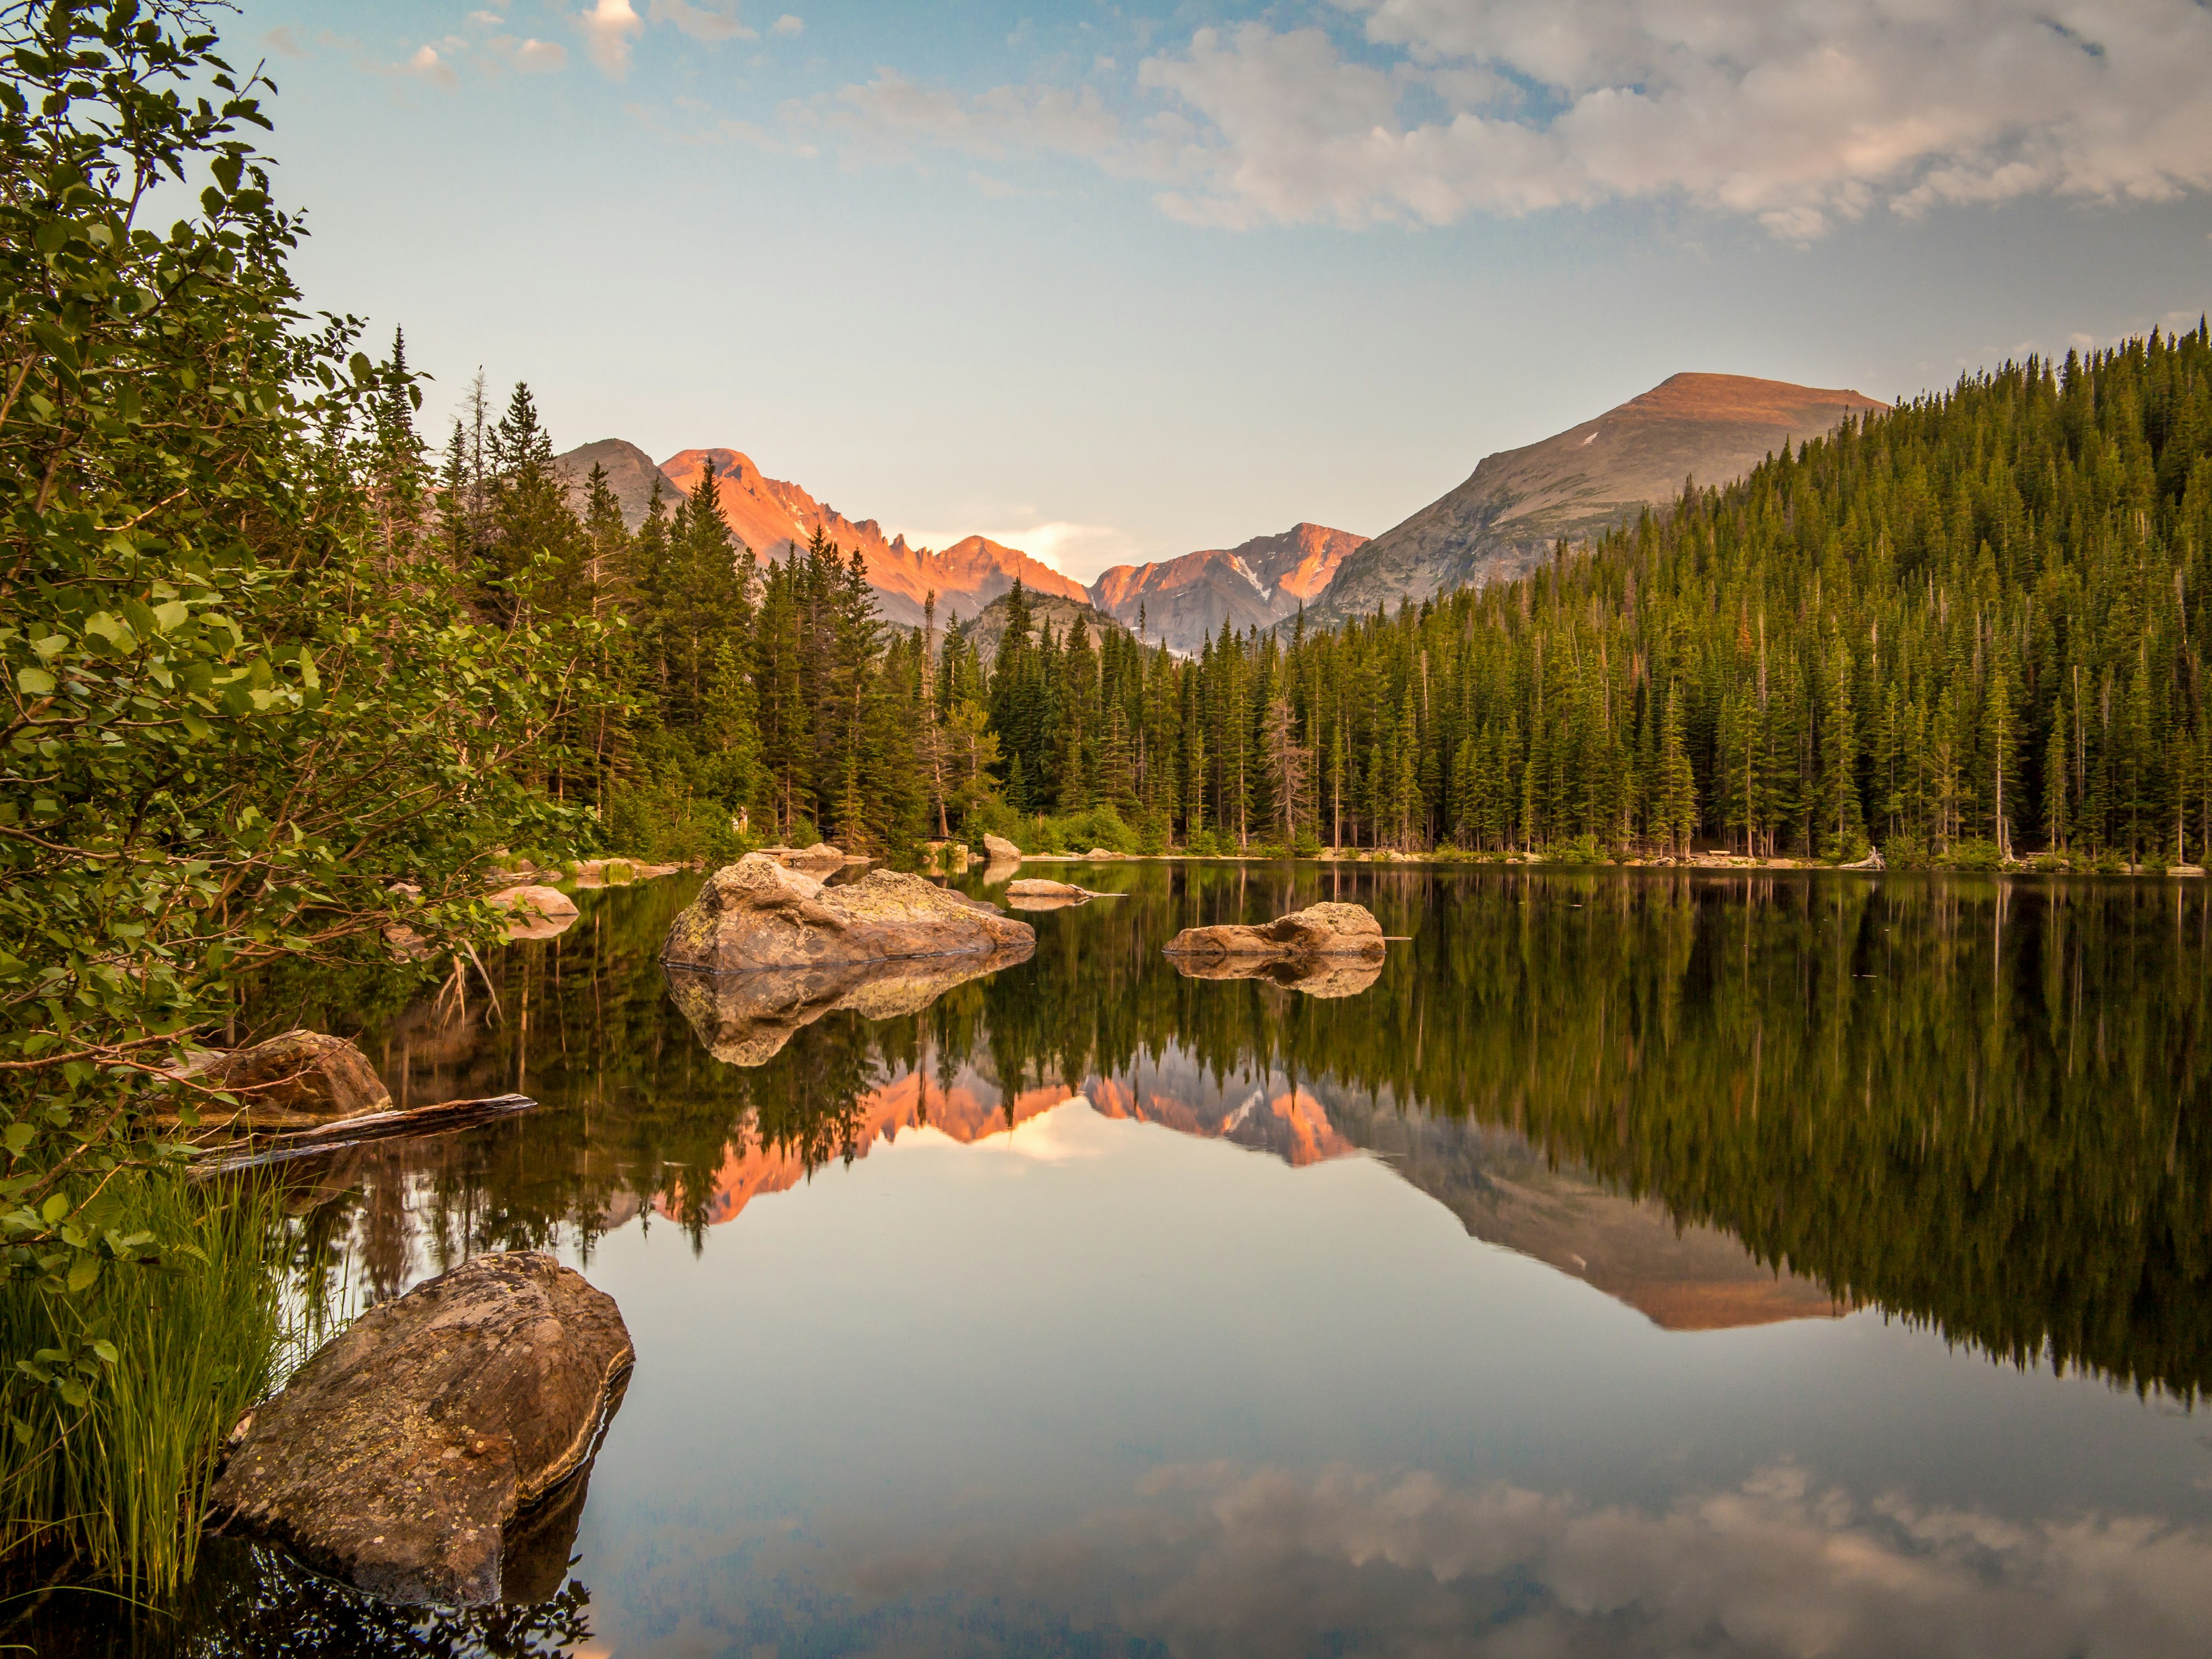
[32,863,2212,1658]
[247,863,2210,1393]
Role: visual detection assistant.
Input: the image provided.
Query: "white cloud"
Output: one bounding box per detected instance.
[401,43,457,90]
[262,24,308,58]
[649,0,756,43]
[578,0,643,77]
[773,13,804,37]
[804,1,2212,240]
[825,74,1121,166]
[514,37,567,73]
[468,9,503,24]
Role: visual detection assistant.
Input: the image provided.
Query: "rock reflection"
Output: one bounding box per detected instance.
[1168,952,1384,998]
[664,943,1033,1066]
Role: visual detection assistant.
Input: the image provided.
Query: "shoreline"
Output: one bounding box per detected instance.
[1000,850,2209,877]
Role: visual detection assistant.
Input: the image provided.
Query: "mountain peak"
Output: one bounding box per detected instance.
[1312,372,1885,624]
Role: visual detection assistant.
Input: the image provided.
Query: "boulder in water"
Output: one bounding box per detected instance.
[662,853,1033,972]
[206,1252,633,1607]
[982,833,1022,863]
[192,1031,391,1130]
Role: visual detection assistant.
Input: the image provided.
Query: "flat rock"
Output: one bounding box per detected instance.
[207,1252,633,1607]
[1162,902,1387,962]
[487,884,580,941]
[661,853,1034,972]
[1006,878,1100,900]
[193,1031,392,1130]
[667,943,1034,1066]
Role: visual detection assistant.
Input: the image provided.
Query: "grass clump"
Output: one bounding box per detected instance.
[0,1172,288,1596]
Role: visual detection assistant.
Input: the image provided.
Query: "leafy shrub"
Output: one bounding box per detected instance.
[1944,839,2003,872]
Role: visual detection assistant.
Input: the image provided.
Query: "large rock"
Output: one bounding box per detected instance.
[662,853,1033,972]
[1162,902,1387,962]
[982,833,1022,862]
[196,1031,392,1130]
[207,1252,633,1607]
[667,943,1034,1066]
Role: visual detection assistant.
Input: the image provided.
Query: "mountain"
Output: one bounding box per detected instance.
[1088,523,1366,656]
[960,587,1126,664]
[1312,373,1887,625]
[551,438,667,526]
[551,441,1089,630]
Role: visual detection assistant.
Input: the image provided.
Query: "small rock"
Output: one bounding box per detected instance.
[1163,902,1387,963]
[208,1252,632,1607]
[194,1031,392,1130]
[487,884,580,941]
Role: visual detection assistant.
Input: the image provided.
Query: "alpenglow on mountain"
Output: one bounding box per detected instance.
[552,373,1880,646]
[552,440,1086,630]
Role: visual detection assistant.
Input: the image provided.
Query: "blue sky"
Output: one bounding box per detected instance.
[241,0,2212,579]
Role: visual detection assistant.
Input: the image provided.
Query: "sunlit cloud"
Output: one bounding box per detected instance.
[261,24,308,58]
[514,38,567,74]
[773,14,804,37]
[578,0,644,77]
[799,1,2212,240]
[399,43,458,90]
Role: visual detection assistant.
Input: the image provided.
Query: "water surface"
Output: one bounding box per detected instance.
[32,865,2212,1657]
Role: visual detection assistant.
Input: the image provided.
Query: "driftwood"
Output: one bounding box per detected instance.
[190,1094,536,1178]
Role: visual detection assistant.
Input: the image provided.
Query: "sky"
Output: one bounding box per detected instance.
[238,0,2212,581]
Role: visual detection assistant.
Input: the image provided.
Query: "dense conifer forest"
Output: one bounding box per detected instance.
[435,325,2212,869]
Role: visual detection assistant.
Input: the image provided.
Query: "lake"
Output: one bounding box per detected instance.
[29,863,2212,1658]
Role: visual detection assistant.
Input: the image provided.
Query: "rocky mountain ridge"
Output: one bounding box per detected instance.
[554,373,1881,643]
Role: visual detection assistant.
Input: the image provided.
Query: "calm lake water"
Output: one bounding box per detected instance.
[29,864,2212,1658]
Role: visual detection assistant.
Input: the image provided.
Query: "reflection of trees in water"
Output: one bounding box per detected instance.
[15,1542,591,1659]
[252,868,2212,1397]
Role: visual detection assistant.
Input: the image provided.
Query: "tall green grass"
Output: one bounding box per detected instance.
[0,1172,287,1595]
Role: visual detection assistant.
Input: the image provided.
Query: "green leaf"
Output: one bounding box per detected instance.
[16,667,55,696]
[39,1193,69,1226]
[66,1256,100,1294]
[2,1124,32,1160]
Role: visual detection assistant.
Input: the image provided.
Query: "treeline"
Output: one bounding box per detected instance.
[967,326,2212,866]
[441,325,2212,869]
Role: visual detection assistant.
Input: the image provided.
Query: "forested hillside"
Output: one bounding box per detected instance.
[455,328,2211,869]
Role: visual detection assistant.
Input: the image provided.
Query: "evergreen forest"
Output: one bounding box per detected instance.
[424,328,2212,872]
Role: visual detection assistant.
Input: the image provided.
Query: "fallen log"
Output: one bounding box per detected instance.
[189,1094,537,1178]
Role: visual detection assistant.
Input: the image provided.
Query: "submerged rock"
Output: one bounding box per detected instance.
[193,1031,392,1130]
[1162,902,1387,963]
[487,884,579,941]
[662,853,1033,972]
[1169,953,1384,999]
[207,1252,632,1607]
[667,942,1035,1066]
[1006,878,1105,900]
